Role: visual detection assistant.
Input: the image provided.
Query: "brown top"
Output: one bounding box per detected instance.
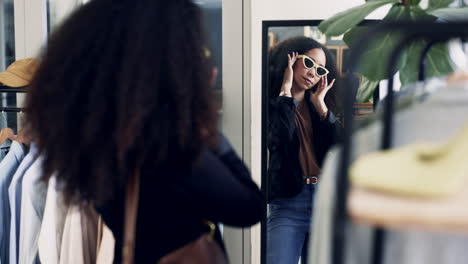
[295,101,321,177]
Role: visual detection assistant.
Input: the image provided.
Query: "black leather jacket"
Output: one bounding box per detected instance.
[267,93,340,203]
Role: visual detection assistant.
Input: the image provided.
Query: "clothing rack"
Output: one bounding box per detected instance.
[0,85,27,112]
[333,21,468,264]
[0,107,24,113]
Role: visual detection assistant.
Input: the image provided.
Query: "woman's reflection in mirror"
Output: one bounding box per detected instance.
[267,36,341,264]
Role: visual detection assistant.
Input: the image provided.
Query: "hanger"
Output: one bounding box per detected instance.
[0,110,30,146]
[0,127,15,145]
[14,129,30,146]
[14,110,30,146]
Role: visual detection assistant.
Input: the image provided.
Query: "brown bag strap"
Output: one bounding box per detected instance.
[122,169,140,264]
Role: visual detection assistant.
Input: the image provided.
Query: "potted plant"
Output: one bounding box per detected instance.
[319,0,468,103]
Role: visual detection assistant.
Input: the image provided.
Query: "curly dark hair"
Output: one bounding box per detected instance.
[268,36,341,115]
[26,0,217,206]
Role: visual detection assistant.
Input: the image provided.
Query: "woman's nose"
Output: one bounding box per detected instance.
[307,67,317,77]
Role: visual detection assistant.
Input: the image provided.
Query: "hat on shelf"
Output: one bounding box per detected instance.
[0,58,39,87]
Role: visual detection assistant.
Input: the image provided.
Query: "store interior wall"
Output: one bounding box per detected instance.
[47,0,83,31]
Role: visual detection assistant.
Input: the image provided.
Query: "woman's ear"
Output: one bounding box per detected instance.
[210,67,218,88]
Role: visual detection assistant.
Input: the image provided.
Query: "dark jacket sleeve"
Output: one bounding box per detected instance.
[307,96,341,166]
[267,96,303,202]
[179,135,264,227]
[267,96,298,150]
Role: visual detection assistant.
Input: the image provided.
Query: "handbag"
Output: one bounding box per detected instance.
[121,170,229,264]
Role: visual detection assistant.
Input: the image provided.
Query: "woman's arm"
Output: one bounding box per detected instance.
[267,52,301,149]
[180,135,264,227]
[308,76,341,156]
[309,103,341,166]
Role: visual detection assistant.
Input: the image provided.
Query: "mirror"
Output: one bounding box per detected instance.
[261,20,378,264]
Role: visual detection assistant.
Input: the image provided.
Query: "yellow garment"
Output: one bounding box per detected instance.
[348,184,468,234]
[350,124,468,198]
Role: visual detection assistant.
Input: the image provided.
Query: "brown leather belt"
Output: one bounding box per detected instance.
[304,176,319,184]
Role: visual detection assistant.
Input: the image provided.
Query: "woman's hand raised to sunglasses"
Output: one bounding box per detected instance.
[310,76,336,119]
[280,52,298,97]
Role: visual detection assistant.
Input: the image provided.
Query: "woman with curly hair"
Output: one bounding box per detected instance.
[267,36,341,264]
[26,0,263,262]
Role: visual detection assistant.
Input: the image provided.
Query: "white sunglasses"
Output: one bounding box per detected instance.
[296,55,329,77]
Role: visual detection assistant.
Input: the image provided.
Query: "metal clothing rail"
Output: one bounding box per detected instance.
[333,21,468,264]
[0,107,24,113]
[0,85,27,112]
[0,86,27,93]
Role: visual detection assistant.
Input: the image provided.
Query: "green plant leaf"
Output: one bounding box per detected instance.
[343,26,368,47]
[343,6,410,81]
[356,75,380,102]
[343,6,434,47]
[343,5,438,82]
[408,6,438,20]
[429,7,468,21]
[318,0,399,36]
[400,41,455,86]
[427,0,456,10]
[408,0,422,5]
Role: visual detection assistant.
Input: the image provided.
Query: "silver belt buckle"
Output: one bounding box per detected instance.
[304,176,318,184]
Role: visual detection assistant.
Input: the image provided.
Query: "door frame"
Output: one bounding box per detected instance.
[222,0,255,263]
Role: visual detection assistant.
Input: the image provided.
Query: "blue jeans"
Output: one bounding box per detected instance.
[267,185,315,264]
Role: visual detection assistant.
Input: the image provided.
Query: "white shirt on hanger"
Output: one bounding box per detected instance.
[19,155,47,264]
[38,176,68,264]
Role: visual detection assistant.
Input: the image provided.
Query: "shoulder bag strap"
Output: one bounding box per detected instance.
[122,169,140,264]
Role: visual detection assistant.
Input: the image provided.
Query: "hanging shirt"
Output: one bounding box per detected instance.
[59,204,99,264]
[350,124,468,198]
[348,123,468,231]
[19,156,46,264]
[39,177,108,264]
[349,182,468,234]
[294,101,321,177]
[0,141,27,264]
[0,113,10,162]
[9,144,37,264]
[0,140,11,163]
[38,177,67,264]
[95,220,115,264]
